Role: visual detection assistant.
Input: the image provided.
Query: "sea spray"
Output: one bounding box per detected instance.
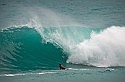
[67,26,125,67]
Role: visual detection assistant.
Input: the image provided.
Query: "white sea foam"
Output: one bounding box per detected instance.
[0,74,25,77]
[0,71,56,77]
[67,68,90,70]
[36,72,56,75]
[67,26,125,67]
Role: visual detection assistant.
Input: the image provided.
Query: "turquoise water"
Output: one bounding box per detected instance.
[0,27,67,72]
[0,0,125,82]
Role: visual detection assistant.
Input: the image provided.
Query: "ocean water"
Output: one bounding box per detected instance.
[0,0,125,82]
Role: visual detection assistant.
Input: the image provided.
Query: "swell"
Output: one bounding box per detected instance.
[0,27,67,73]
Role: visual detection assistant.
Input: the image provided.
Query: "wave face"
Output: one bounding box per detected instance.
[0,27,67,73]
[0,26,125,73]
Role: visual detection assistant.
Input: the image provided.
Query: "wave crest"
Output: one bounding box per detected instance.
[67,26,125,67]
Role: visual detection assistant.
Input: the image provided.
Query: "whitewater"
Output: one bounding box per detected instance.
[67,26,125,67]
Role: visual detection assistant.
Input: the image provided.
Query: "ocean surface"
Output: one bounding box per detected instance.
[0,0,125,82]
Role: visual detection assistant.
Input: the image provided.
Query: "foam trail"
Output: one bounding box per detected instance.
[0,72,56,77]
[67,26,125,67]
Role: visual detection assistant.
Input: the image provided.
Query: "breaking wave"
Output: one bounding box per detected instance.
[0,25,125,74]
